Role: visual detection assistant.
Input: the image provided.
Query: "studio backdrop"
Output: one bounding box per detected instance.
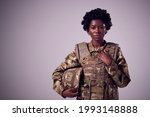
[0,0,150,99]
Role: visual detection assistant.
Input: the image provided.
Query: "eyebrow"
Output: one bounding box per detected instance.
[90,24,104,26]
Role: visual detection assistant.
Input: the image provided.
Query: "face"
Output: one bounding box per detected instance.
[88,19,107,41]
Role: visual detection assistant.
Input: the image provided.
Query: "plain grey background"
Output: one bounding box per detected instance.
[0,0,150,100]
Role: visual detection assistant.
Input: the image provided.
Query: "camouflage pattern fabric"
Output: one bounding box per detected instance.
[52,40,131,99]
[62,67,82,89]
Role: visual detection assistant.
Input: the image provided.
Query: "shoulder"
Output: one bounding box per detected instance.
[106,41,120,51]
[75,42,88,52]
[75,42,87,46]
[75,42,90,60]
[106,41,119,47]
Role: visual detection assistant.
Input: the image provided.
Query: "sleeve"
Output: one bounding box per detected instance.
[105,46,131,88]
[52,50,80,97]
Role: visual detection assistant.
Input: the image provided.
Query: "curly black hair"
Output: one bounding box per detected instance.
[81,8,112,31]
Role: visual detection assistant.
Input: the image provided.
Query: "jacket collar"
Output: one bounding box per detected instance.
[88,40,107,52]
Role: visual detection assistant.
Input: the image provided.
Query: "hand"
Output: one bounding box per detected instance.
[62,88,78,98]
[98,51,112,65]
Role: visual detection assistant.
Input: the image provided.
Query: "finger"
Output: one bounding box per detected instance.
[99,52,105,59]
[103,49,108,53]
[70,88,78,92]
[63,89,78,98]
[70,92,78,97]
[101,50,107,55]
[98,52,104,60]
[102,51,110,58]
[101,50,104,53]
[98,52,101,57]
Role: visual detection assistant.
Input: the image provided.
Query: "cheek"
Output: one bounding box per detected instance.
[102,30,107,35]
[88,32,94,37]
[87,30,92,36]
[103,28,107,34]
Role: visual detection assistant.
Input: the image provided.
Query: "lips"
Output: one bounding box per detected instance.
[93,33,101,36]
[93,34,101,37]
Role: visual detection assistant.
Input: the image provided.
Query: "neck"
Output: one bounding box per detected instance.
[92,39,104,48]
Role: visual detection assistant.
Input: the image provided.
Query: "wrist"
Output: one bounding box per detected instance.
[61,89,66,98]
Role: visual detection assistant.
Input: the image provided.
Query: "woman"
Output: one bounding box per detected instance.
[52,8,131,100]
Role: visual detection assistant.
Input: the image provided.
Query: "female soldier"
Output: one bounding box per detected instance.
[52,8,131,100]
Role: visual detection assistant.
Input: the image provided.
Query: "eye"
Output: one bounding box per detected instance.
[99,25,105,29]
[90,26,96,29]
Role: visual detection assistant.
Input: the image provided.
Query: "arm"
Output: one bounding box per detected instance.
[105,47,131,87]
[99,47,131,88]
[52,50,80,97]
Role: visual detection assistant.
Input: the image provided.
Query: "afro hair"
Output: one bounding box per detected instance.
[81,8,112,31]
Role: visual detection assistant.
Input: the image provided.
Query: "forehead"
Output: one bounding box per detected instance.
[90,19,104,26]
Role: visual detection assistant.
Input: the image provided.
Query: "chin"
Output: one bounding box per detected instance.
[94,38,102,41]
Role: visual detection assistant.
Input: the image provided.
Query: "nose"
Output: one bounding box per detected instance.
[95,27,100,33]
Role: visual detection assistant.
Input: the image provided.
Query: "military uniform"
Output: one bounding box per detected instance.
[52,40,131,100]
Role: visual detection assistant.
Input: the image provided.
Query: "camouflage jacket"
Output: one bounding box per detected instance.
[52,41,131,99]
